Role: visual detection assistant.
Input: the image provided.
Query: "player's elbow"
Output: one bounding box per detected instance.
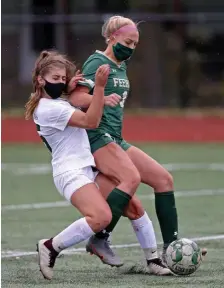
[86,119,100,129]
[69,90,91,108]
[84,115,100,128]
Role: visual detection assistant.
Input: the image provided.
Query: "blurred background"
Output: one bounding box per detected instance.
[2,0,224,109]
[2,2,224,286]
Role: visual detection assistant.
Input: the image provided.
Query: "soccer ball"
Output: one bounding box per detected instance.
[166,238,202,276]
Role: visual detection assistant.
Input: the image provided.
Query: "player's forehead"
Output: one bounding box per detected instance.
[120,28,139,42]
[47,66,66,77]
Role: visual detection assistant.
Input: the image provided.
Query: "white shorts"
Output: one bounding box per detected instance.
[54,166,98,202]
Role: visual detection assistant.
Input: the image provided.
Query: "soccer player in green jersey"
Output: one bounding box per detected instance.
[69,15,178,268]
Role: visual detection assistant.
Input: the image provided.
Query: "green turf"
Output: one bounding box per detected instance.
[2,143,224,288]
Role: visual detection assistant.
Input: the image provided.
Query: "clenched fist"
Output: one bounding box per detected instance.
[104,93,121,107]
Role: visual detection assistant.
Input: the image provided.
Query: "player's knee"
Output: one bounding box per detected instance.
[155,171,174,192]
[122,168,141,192]
[162,171,174,191]
[89,207,112,232]
[132,171,141,189]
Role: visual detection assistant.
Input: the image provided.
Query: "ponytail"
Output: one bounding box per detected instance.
[24,90,42,120]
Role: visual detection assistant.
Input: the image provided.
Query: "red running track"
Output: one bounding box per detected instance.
[2,116,224,143]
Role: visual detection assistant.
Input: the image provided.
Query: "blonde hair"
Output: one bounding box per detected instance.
[102,15,137,43]
[25,50,76,120]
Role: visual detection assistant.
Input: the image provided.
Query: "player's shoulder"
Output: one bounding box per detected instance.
[82,51,109,70]
[35,98,50,114]
[35,98,69,118]
[34,98,73,125]
[39,97,69,109]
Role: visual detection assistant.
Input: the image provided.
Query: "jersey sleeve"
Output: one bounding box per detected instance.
[78,78,95,91]
[47,102,76,131]
[78,58,104,91]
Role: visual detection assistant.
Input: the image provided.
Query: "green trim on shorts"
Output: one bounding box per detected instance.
[120,139,132,151]
[89,132,132,154]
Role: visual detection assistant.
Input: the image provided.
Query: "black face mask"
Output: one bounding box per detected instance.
[44,79,66,99]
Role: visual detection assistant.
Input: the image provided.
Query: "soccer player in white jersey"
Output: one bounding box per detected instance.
[25,50,172,279]
[24,50,121,280]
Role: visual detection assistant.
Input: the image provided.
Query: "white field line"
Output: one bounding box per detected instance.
[2,162,224,175]
[2,189,224,212]
[2,234,224,259]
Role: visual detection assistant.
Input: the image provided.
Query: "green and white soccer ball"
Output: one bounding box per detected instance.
[166,238,202,276]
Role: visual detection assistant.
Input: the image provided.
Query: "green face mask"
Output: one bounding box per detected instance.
[112,42,134,61]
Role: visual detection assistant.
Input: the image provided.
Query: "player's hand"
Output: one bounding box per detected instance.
[67,70,84,93]
[104,93,121,107]
[95,64,110,88]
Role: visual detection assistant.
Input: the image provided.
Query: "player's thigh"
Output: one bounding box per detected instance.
[54,168,112,223]
[95,172,118,199]
[71,182,110,218]
[126,146,173,191]
[93,142,140,183]
[71,182,112,231]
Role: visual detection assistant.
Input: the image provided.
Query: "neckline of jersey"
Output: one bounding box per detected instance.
[95,50,122,68]
[41,97,67,102]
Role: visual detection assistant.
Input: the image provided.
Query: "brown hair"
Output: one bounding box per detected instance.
[25,50,76,120]
[102,15,137,44]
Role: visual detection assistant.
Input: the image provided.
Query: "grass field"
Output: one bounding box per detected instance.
[2,143,224,288]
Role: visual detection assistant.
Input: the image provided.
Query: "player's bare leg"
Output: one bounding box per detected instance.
[37,183,112,280]
[86,143,141,267]
[86,171,124,267]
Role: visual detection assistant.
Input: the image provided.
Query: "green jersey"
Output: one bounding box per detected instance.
[80,51,130,141]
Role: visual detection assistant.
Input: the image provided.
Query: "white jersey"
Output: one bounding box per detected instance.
[33,98,95,176]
